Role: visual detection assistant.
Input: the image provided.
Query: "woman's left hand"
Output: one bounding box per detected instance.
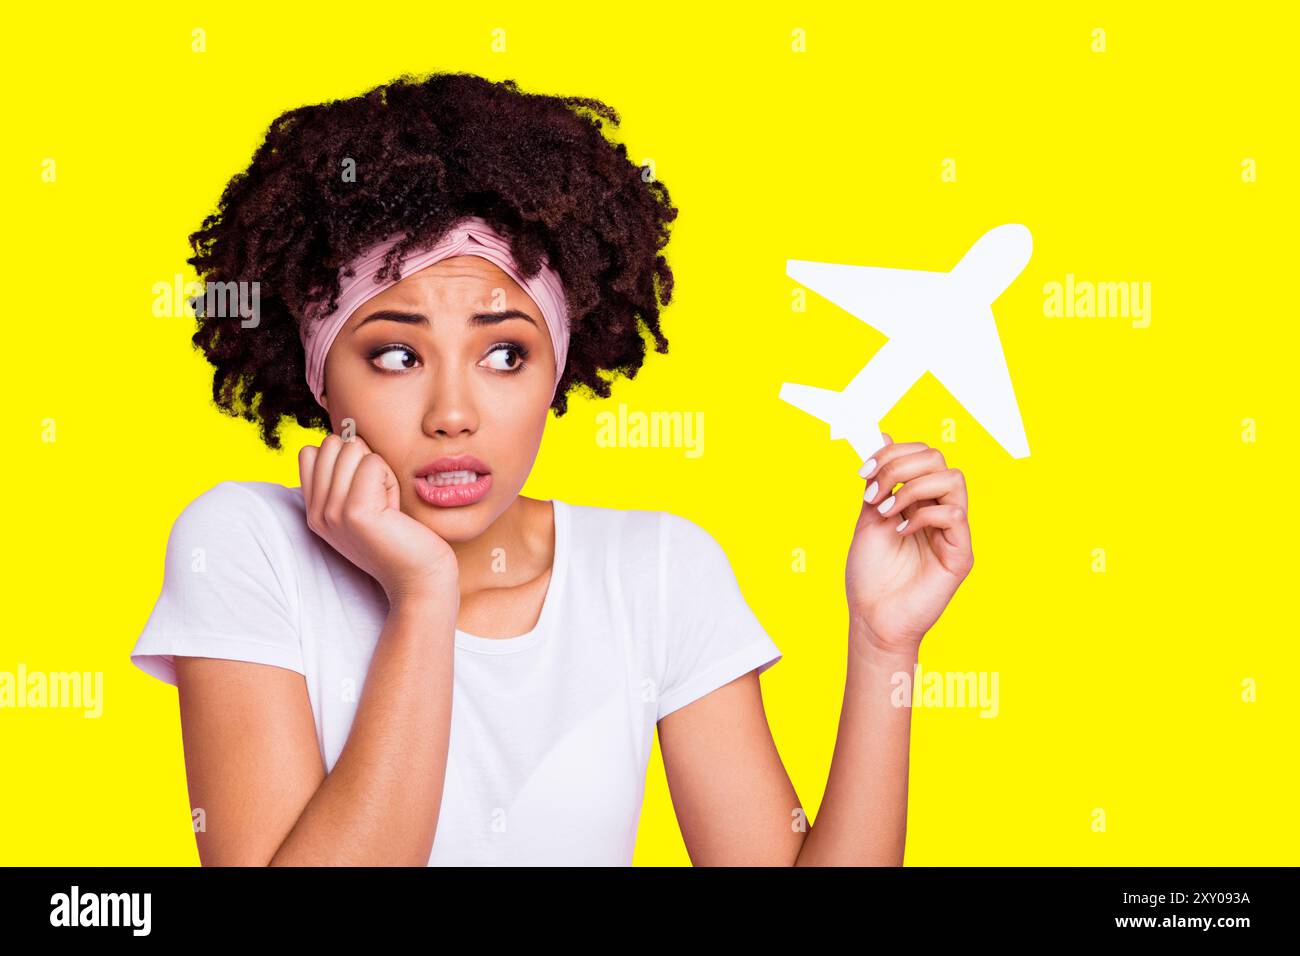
[846,434,974,656]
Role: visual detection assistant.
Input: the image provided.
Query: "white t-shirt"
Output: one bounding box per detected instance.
[130,480,781,865]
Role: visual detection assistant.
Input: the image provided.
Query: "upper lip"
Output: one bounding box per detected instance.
[415,455,492,477]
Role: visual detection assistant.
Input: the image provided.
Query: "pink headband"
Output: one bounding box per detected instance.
[299,215,569,407]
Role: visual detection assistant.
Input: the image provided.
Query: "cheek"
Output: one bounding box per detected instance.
[496,395,548,440]
[335,372,421,424]
[327,390,413,465]
[483,390,550,466]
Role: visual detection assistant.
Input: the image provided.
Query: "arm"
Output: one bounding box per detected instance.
[792,636,917,865]
[661,435,972,866]
[657,671,804,866]
[176,591,456,866]
[656,639,916,867]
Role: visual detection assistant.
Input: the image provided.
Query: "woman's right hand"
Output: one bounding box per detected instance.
[298,433,459,606]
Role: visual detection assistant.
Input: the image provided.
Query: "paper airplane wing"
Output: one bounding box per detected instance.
[787,259,945,340]
[927,308,1031,458]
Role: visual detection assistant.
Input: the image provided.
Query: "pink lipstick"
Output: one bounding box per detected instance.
[413,455,493,508]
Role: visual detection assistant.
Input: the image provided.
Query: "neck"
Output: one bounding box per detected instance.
[448,494,553,598]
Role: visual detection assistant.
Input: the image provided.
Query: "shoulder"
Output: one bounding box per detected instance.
[558,500,727,573]
[174,478,300,521]
[656,509,726,557]
[167,479,307,547]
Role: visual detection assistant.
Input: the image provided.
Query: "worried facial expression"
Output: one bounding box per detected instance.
[318,255,556,542]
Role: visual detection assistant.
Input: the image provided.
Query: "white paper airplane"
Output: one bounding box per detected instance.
[780,223,1033,460]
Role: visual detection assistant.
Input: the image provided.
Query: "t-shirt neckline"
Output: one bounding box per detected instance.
[454,498,568,655]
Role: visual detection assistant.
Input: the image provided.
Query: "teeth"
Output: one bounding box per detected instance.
[425,470,479,486]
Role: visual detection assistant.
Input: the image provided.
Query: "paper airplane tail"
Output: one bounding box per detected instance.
[779,382,844,429]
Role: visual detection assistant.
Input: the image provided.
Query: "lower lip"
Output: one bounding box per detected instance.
[413,472,493,508]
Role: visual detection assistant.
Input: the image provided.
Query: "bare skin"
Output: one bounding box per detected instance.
[175,253,975,866]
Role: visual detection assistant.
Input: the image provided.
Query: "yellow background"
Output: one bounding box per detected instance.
[3,3,1295,865]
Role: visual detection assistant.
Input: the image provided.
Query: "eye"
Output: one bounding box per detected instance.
[369,344,420,372]
[480,342,529,373]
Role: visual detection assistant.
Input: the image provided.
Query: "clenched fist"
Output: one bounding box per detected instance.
[298,434,459,606]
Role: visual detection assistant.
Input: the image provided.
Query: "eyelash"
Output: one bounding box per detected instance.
[367,341,530,376]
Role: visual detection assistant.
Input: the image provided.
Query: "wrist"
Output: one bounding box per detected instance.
[848,615,923,667]
[849,639,920,674]
[386,583,459,621]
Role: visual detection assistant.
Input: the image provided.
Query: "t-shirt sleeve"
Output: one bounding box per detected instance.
[654,512,782,721]
[130,481,305,687]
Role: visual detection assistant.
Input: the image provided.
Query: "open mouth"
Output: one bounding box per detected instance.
[422,469,481,486]
[413,456,493,507]
[413,472,493,507]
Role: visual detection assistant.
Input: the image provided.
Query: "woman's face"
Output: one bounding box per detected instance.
[318,255,556,543]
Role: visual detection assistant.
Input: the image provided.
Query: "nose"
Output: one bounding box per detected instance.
[421,360,479,438]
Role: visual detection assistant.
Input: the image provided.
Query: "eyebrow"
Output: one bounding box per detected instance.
[351,308,538,333]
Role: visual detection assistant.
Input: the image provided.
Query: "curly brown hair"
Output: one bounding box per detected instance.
[186,70,678,450]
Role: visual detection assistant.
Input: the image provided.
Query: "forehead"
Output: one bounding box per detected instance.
[343,253,544,333]
[380,254,523,303]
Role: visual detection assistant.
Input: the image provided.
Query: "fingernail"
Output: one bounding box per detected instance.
[858,458,877,478]
[895,519,909,532]
[877,495,896,515]
[864,481,878,502]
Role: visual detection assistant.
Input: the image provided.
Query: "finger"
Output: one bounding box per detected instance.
[347,450,398,515]
[873,468,967,520]
[311,434,345,524]
[864,446,948,505]
[901,496,938,521]
[323,437,370,524]
[298,445,319,512]
[904,459,966,519]
[896,503,972,559]
[858,435,929,481]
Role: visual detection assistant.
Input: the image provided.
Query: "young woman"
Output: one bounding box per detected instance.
[131,71,973,866]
